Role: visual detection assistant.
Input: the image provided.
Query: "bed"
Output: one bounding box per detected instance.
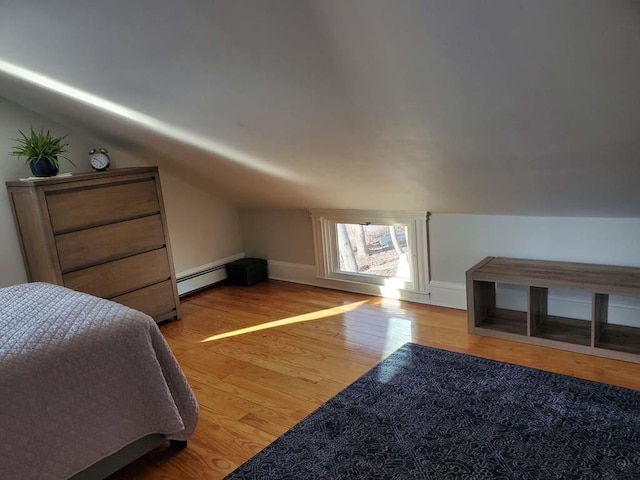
[0,282,199,480]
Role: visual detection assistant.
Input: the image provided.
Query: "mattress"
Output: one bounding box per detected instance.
[0,282,199,479]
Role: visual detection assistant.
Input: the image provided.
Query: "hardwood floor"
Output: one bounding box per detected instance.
[110,280,640,479]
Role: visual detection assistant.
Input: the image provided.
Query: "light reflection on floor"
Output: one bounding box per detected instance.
[342,297,414,382]
[199,300,370,342]
[198,291,417,384]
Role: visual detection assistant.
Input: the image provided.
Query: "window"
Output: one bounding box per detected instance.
[310,209,429,293]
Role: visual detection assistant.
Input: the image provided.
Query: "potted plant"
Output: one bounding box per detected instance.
[10,127,76,177]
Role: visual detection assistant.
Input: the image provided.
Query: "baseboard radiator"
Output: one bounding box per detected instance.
[176,264,229,297]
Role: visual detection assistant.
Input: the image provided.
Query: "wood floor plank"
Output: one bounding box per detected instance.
[108,280,640,479]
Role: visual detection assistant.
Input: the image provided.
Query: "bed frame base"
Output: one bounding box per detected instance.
[71,434,180,480]
[170,439,188,449]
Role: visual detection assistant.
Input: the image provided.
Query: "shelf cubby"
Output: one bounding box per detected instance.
[466,257,640,363]
[531,314,592,347]
[481,308,528,336]
[596,324,640,355]
[470,280,528,335]
[594,293,640,355]
[529,286,591,346]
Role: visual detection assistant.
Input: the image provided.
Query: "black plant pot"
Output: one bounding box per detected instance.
[29,157,59,177]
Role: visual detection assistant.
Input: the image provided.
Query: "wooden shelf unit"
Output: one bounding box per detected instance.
[466,257,640,363]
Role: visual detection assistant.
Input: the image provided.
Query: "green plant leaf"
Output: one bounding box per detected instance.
[9,126,73,168]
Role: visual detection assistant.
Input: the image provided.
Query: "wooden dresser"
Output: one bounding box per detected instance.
[6,167,180,323]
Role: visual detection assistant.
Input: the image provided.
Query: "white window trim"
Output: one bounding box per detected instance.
[309,209,430,294]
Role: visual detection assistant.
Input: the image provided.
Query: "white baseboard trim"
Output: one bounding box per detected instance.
[266,261,640,326]
[428,281,467,310]
[268,260,455,308]
[268,260,317,285]
[176,252,245,296]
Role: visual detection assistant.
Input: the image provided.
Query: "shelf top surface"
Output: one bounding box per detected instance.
[471,257,640,295]
[6,167,158,187]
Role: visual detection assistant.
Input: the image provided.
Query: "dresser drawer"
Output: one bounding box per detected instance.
[56,215,165,272]
[7,167,180,322]
[47,179,160,233]
[63,248,170,298]
[111,280,176,320]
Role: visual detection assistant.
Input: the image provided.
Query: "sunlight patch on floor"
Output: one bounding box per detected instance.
[200,300,370,342]
[377,316,413,382]
[379,298,413,380]
[382,316,413,355]
[341,296,413,371]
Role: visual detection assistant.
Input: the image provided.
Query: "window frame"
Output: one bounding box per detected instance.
[310,209,429,293]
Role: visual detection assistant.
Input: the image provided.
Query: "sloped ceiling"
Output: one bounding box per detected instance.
[1,0,639,215]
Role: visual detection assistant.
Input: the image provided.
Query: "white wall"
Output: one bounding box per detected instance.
[240,209,315,265]
[429,214,640,323]
[3,1,640,216]
[112,153,244,275]
[0,97,82,285]
[240,209,640,318]
[241,209,640,281]
[0,96,243,286]
[429,214,640,284]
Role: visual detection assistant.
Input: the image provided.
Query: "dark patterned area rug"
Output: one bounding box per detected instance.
[226,343,640,479]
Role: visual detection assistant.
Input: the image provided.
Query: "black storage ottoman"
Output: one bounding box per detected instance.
[226,258,268,286]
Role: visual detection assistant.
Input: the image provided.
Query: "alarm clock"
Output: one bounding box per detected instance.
[89,146,110,171]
